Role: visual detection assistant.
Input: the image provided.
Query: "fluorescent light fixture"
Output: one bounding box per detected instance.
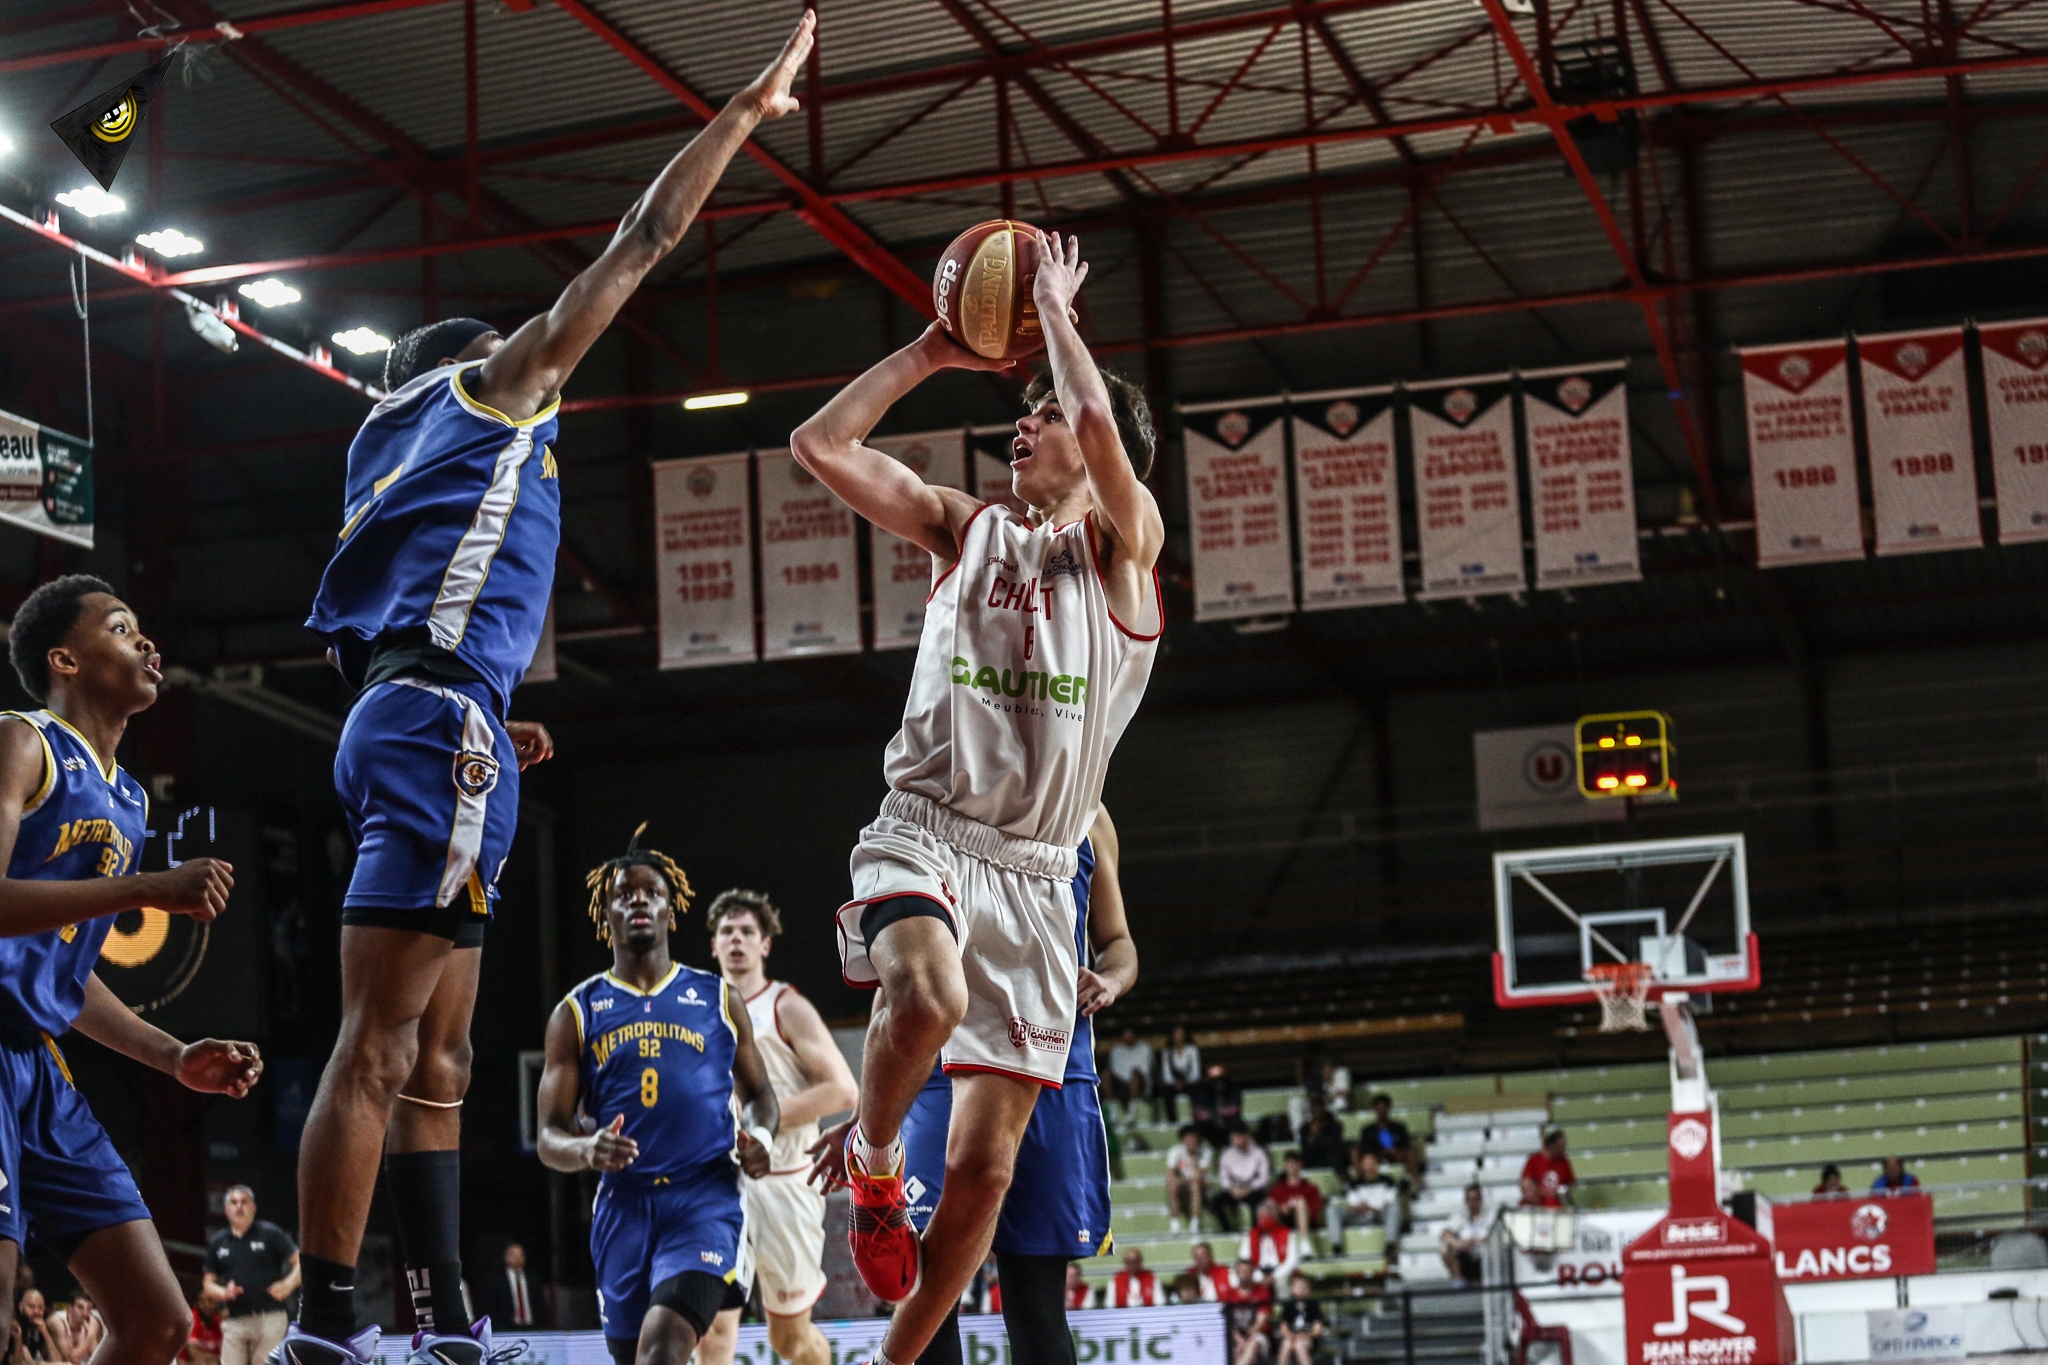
[238,278,301,308]
[0,133,13,157]
[332,326,393,355]
[682,390,749,411]
[136,228,203,257]
[55,186,125,217]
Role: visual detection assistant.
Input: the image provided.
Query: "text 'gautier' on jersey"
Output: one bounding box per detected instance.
[566,964,742,1189]
[0,711,149,1044]
[885,505,1163,850]
[305,361,562,716]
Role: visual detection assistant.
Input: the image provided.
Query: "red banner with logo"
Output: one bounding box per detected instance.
[1770,1192,1935,1281]
[1741,340,1865,567]
[1980,317,2048,544]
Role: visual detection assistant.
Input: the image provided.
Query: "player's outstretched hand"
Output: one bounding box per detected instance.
[807,1117,853,1192]
[1033,233,1090,319]
[1076,964,1121,1016]
[507,720,554,769]
[149,857,234,921]
[588,1114,639,1172]
[737,9,815,121]
[915,322,1025,376]
[735,1128,772,1179]
[179,1039,263,1097]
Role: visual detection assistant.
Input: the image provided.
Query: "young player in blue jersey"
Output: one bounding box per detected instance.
[535,828,779,1365]
[285,18,814,1365]
[813,807,1136,1365]
[0,576,260,1365]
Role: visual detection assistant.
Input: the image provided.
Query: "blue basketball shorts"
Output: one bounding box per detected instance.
[901,1065,1113,1259]
[591,1174,746,1342]
[334,678,518,941]
[0,1035,153,1254]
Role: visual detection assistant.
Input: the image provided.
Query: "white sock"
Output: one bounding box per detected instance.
[850,1125,904,1179]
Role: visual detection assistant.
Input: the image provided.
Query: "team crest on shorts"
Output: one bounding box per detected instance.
[1007,1016,1071,1052]
[453,749,501,798]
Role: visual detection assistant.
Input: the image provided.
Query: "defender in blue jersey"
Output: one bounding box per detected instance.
[0,576,260,1365]
[536,829,779,1365]
[816,808,1137,1365]
[281,19,816,1365]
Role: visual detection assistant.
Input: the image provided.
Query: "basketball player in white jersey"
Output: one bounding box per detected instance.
[788,233,1163,1365]
[700,889,855,1365]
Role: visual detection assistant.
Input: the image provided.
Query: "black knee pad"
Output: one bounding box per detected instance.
[859,894,956,948]
[648,1271,732,1340]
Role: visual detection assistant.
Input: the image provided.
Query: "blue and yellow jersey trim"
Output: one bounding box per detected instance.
[2,712,58,817]
[450,363,561,430]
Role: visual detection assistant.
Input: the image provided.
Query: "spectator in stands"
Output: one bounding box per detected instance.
[1241,1199,1304,1286]
[1320,1060,1352,1115]
[1210,1124,1272,1232]
[1171,1272,1205,1306]
[1329,1149,1401,1254]
[1063,1262,1095,1311]
[1520,1129,1576,1207]
[963,1254,1000,1314]
[1274,1275,1324,1365]
[1296,1098,1348,1177]
[1108,1248,1163,1308]
[1360,1093,1422,1180]
[1269,1152,1325,1246]
[1814,1163,1846,1195]
[46,1295,100,1365]
[204,1185,299,1365]
[1873,1156,1919,1193]
[12,1290,54,1365]
[479,1240,545,1329]
[1105,1027,1155,1130]
[1159,1025,1202,1122]
[1185,1242,1235,1303]
[1439,1185,1492,1286]
[1191,1062,1245,1147]
[1167,1124,1212,1233]
[183,1287,224,1365]
[1224,1259,1274,1365]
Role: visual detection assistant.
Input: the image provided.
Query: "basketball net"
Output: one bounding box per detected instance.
[1586,961,1656,1032]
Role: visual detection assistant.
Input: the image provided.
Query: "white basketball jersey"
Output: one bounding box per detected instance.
[745,982,818,1172]
[883,505,1161,850]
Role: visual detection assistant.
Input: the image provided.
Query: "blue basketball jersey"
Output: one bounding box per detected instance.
[0,711,148,1043]
[305,361,562,715]
[567,963,742,1188]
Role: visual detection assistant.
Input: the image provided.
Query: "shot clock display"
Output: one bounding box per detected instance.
[1576,710,1674,798]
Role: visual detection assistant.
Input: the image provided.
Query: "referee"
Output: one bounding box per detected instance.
[205,1186,301,1365]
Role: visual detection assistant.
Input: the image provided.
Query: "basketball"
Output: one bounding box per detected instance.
[933,219,1045,360]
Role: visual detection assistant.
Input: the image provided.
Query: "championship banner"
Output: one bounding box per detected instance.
[1740,340,1864,567]
[1771,1192,1936,1282]
[652,453,756,669]
[1857,328,1981,557]
[969,423,1029,516]
[1406,374,1526,599]
[1521,362,1641,587]
[1182,397,1295,621]
[1290,387,1404,610]
[754,447,862,660]
[1979,317,2048,544]
[866,429,967,649]
[0,406,93,547]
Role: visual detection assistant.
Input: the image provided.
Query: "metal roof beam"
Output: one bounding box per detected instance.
[0,0,463,74]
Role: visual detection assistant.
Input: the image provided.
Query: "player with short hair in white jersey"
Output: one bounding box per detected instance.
[789,233,1162,1365]
[697,889,856,1365]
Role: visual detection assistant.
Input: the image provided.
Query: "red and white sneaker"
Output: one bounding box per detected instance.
[845,1129,922,1303]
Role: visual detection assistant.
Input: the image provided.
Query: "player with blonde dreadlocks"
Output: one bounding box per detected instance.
[536,825,778,1365]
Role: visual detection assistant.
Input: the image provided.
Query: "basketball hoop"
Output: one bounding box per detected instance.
[1586,961,1656,1032]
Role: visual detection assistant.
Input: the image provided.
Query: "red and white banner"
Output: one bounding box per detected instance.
[1771,1193,1936,1282]
[1407,374,1526,599]
[1741,340,1865,567]
[866,429,967,650]
[1290,387,1404,610]
[970,424,1029,517]
[1522,362,1641,587]
[1858,328,1981,557]
[653,453,757,669]
[1182,399,1295,620]
[1979,317,2048,544]
[754,447,862,660]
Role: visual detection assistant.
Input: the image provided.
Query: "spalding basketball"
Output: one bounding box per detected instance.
[933,220,1045,360]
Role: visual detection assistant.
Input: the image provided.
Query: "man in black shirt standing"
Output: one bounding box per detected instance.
[205,1187,300,1365]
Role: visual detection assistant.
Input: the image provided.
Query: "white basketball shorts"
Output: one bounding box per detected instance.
[836,789,1080,1088]
[742,1170,827,1316]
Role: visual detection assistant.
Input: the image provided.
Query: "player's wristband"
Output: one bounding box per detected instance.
[746,1124,774,1153]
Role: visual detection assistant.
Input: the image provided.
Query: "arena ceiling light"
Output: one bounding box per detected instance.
[55,186,124,217]
[682,390,748,411]
[238,278,301,308]
[332,326,392,356]
[0,133,13,158]
[135,227,203,257]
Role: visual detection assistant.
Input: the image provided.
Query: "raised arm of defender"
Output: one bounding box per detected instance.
[469,13,815,422]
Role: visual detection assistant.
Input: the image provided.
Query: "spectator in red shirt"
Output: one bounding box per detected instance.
[1241,1199,1303,1286]
[1224,1259,1273,1365]
[1521,1129,1576,1207]
[183,1288,224,1365]
[1813,1163,1846,1195]
[1184,1242,1235,1303]
[1108,1248,1163,1308]
[1268,1152,1325,1245]
[1062,1262,1095,1311]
